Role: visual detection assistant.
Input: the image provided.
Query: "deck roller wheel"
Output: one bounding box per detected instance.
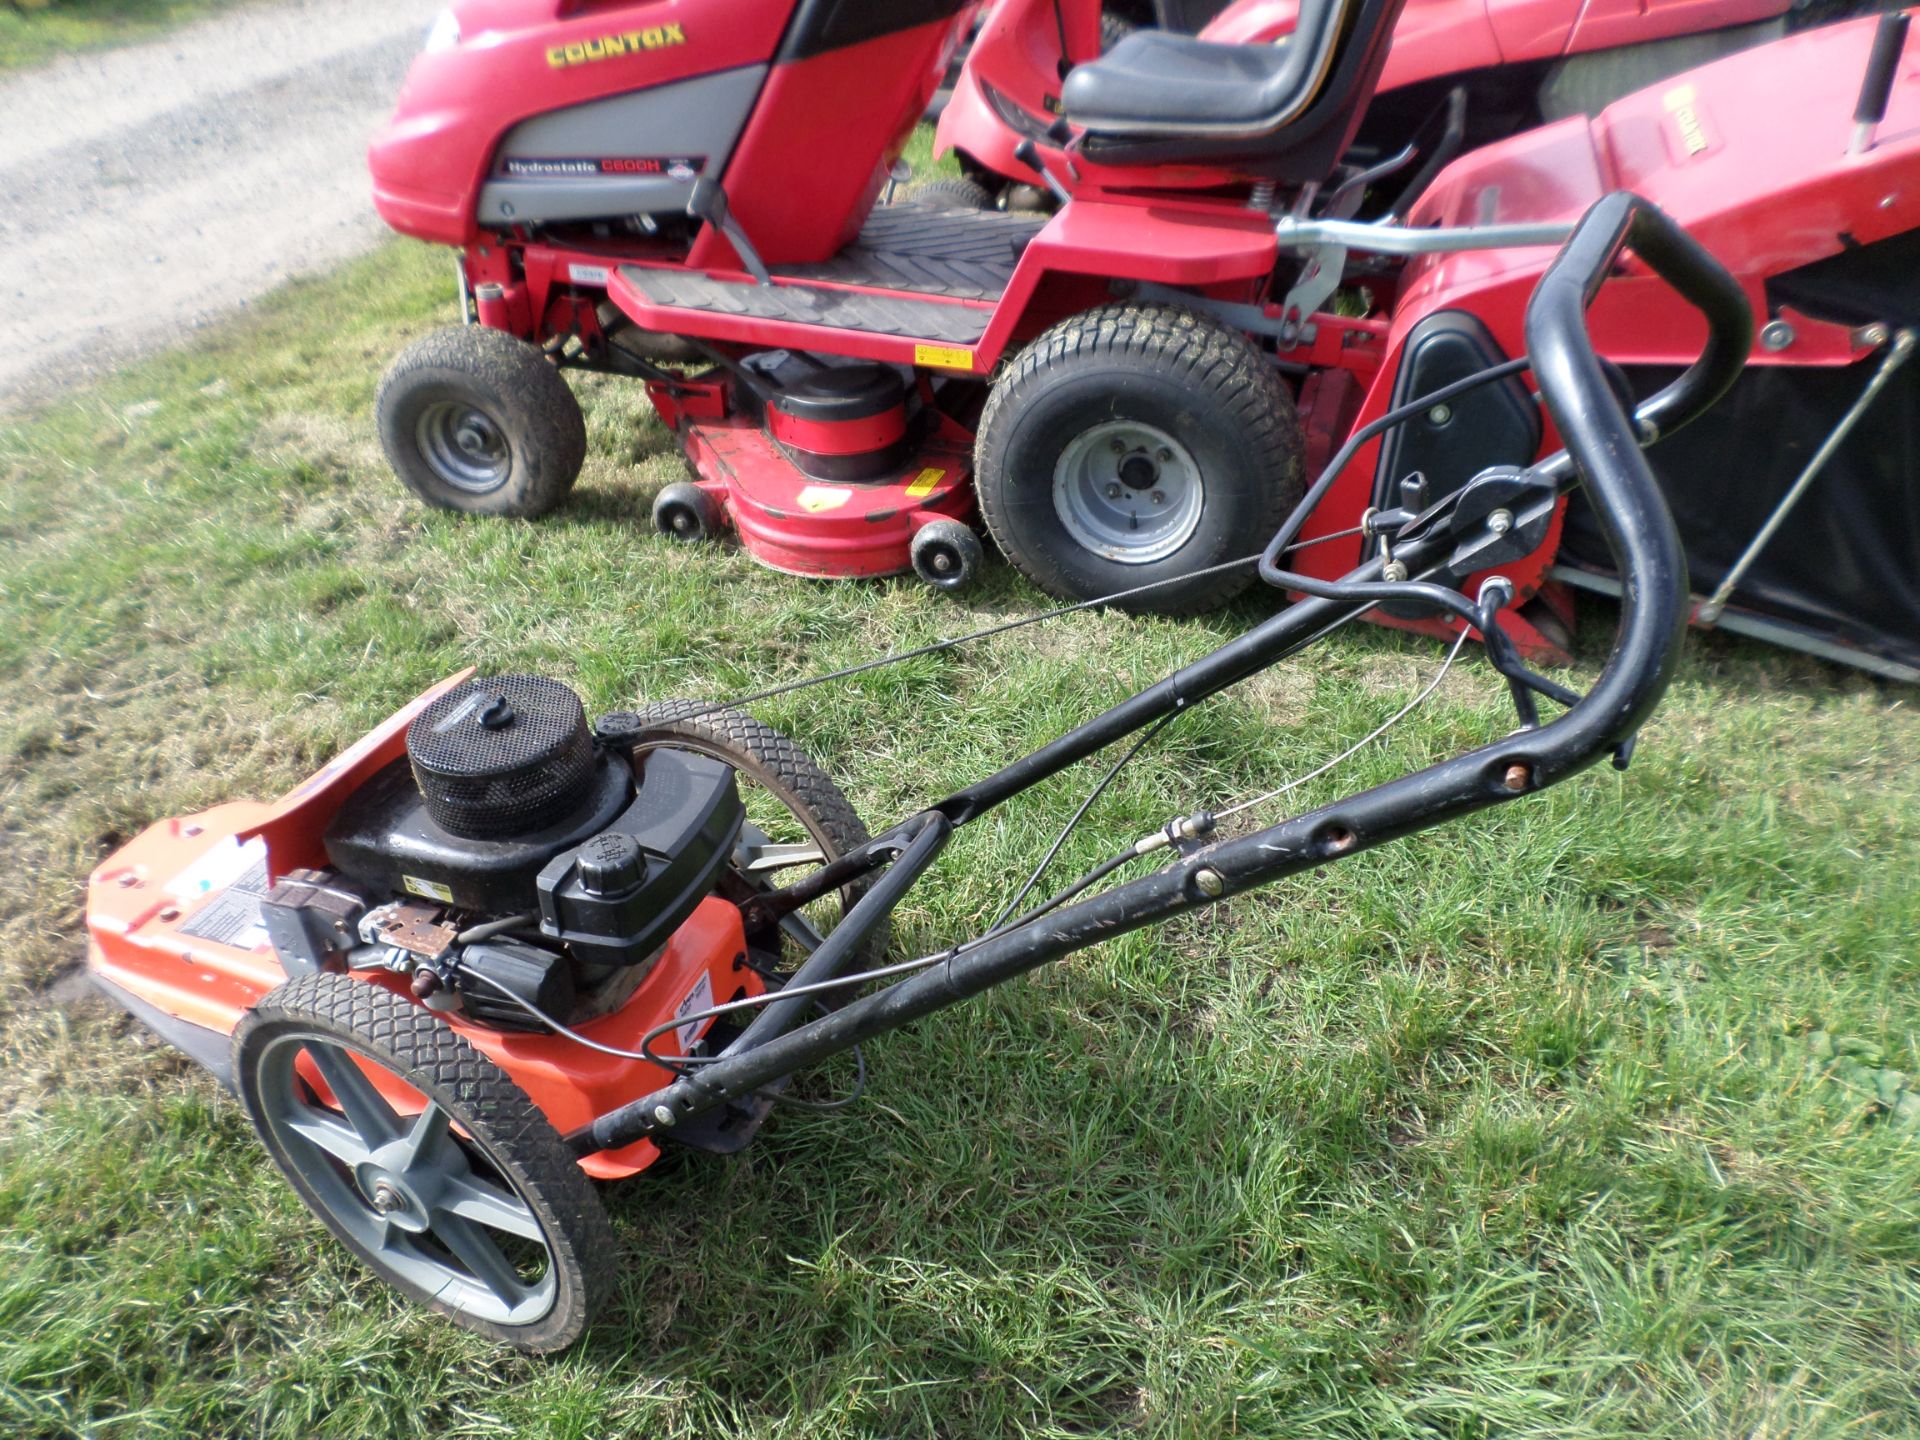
[652,482,722,543]
[910,518,984,591]
[377,326,586,519]
[232,972,613,1352]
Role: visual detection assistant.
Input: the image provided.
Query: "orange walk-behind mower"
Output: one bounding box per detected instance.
[93,192,1752,1348]
[366,1,1920,677]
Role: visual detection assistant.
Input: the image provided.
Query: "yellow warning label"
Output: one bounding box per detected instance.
[914,344,975,371]
[403,875,455,904]
[796,485,853,514]
[904,468,946,499]
[1661,82,1713,158]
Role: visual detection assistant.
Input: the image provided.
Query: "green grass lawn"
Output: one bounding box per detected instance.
[1,233,1917,1438]
[0,0,250,73]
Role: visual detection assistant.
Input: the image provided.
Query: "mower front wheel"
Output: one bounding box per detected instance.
[975,303,1304,615]
[233,972,613,1352]
[378,326,587,519]
[652,482,723,543]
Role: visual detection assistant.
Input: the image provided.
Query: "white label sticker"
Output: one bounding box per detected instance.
[403,875,456,903]
[166,836,267,901]
[568,263,611,286]
[675,970,715,1053]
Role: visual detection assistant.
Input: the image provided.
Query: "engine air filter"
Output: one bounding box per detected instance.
[407,675,595,839]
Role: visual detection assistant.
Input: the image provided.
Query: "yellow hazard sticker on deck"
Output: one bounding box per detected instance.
[914,344,975,371]
[904,468,946,499]
[796,485,853,513]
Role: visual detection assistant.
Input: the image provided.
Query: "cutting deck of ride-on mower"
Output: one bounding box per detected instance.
[93,192,1752,1350]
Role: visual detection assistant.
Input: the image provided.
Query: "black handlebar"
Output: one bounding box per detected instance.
[1522,191,1750,738]
[1855,11,1910,127]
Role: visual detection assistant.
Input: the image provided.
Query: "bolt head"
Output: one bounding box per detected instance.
[1194,868,1225,898]
[1503,764,1531,792]
[371,1183,403,1213]
[1110,439,1126,455]
[1105,482,1122,499]
[1760,320,1795,352]
[1428,404,1452,425]
[1158,448,1174,463]
[1150,490,1165,504]
[1488,508,1513,535]
[653,1104,677,1127]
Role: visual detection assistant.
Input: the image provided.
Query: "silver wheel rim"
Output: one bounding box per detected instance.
[1052,420,1204,565]
[253,1032,558,1327]
[416,401,512,494]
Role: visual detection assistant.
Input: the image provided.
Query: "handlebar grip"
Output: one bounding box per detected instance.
[1855,11,1910,127]
[1523,191,1750,736]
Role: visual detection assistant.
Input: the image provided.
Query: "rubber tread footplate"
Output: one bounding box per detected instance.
[618,267,994,344]
[783,202,1047,301]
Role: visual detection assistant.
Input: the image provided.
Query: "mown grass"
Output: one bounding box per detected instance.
[0,0,249,73]
[1,229,1918,1438]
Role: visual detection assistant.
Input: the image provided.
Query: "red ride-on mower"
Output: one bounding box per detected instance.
[91,194,1752,1350]
[936,0,1876,210]
[368,0,1420,611]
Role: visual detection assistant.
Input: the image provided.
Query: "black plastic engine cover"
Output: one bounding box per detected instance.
[538,748,744,977]
[323,753,634,914]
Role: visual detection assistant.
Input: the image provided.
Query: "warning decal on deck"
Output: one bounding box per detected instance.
[177,855,272,951]
[914,344,974,371]
[796,485,853,513]
[675,970,715,1052]
[904,467,946,499]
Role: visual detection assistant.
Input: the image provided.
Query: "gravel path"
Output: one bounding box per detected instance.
[0,0,444,407]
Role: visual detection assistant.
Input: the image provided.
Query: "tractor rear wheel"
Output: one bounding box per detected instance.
[974,303,1305,615]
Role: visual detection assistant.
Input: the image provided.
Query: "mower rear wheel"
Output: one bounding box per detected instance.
[610,703,884,973]
[378,326,587,519]
[233,973,613,1352]
[975,303,1304,615]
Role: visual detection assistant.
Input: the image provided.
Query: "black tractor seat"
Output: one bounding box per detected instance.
[1061,0,1406,181]
[1061,32,1332,138]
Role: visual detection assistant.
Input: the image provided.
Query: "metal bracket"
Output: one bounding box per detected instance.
[1697,326,1915,626]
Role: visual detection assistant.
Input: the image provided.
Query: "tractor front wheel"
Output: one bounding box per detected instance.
[378,326,587,518]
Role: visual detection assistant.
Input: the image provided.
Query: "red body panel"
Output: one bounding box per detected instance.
[691,20,967,268]
[86,678,765,1182]
[1288,17,1919,641]
[371,0,789,247]
[936,0,1797,186]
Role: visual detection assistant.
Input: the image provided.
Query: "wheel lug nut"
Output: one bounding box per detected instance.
[1105,482,1122,498]
[1158,448,1173,463]
[1110,439,1126,455]
[1150,490,1165,504]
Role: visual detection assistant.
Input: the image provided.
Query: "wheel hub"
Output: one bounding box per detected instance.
[1054,420,1204,565]
[356,1160,434,1234]
[417,401,512,494]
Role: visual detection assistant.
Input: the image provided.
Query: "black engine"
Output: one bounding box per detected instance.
[259,675,743,1031]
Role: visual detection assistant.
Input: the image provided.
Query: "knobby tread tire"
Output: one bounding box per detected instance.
[377,325,587,520]
[623,703,885,966]
[233,972,614,1352]
[974,301,1305,615]
[908,177,997,212]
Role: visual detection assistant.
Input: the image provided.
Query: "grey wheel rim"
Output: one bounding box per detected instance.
[253,1032,558,1327]
[1052,420,1204,564]
[416,401,512,494]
